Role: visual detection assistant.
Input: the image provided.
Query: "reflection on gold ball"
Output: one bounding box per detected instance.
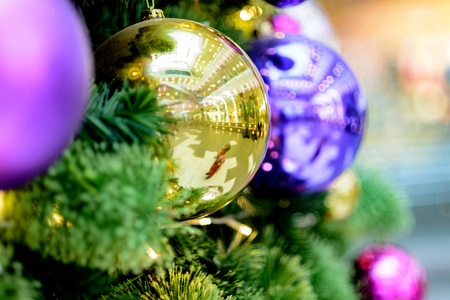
[324,169,361,221]
[94,18,270,219]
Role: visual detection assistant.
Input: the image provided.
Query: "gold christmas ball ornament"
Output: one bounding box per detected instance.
[94,17,270,219]
[324,169,361,221]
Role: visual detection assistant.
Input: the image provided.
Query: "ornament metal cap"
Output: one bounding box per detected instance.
[140,9,165,21]
[141,0,164,21]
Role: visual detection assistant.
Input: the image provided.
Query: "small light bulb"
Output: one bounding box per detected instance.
[239,10,252,21]
[52,213,64,225]
[199,218,212,226]
[239,225,252,236]
[146,247,159,259]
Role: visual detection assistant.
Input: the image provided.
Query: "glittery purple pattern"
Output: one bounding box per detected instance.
[265,0,305,9]
[354,244,427,300]
[248,35,366,196]
[0,0,93,189]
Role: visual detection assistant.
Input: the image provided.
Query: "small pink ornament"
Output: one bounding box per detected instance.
[354,244,427,300]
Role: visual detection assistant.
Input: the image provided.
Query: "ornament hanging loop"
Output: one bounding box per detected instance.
[142,0,165,20]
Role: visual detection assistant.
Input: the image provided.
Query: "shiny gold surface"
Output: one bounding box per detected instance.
[95,19,270,219]
[324,169,361,221]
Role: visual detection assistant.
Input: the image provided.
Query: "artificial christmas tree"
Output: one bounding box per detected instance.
[0,0,423,299]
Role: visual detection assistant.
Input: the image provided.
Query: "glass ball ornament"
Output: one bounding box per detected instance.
[0,0,93,189]
[264,0,305,9]
[324,169,361,221]
[354,244,427,300]
[248,35,366,196]
[94,18,270,219]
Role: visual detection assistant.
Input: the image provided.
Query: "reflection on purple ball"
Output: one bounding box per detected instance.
[0,0,93,189]
[354,244,427,300]
[248,35,366,195]
[265,0,305,9]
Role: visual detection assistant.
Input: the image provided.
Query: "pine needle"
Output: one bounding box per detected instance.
[2,142,179,274]
[105,265,233,300]
[317,166,414,252]
[79,83,173,158]
[0,244,42,300]
[287,230,358,300]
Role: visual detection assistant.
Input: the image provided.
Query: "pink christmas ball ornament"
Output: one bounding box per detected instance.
[354,244,427,300]
[0,0,93,189]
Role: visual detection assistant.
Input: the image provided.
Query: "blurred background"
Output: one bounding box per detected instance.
[320,0,450,299]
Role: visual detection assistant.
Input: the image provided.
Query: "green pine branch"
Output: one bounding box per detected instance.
[0,244,42,300]
[106,226,317,300]
[287,230,359,300]
[105,265,233,300]
[11,244,118,300]
[1,141,185,275]
[171,224,317,300]
[316,166,414,252]
[79,83,174,158]
[72,0,251,49]
[73,0,148,49]
[252,227,317,300]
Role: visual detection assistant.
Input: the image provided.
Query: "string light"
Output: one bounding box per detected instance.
[239,225,252,236]
[52,213,64,225]
[199,218,212,226]
[146,246,159,259]
[181,215,256,243]
[239,9,252,21]
[48,209,65,227]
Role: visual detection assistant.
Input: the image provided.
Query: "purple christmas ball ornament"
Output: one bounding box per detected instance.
[0,0,93,189]
[354,244,427,300]
[248,35,366,196]
[265,0,306,9]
